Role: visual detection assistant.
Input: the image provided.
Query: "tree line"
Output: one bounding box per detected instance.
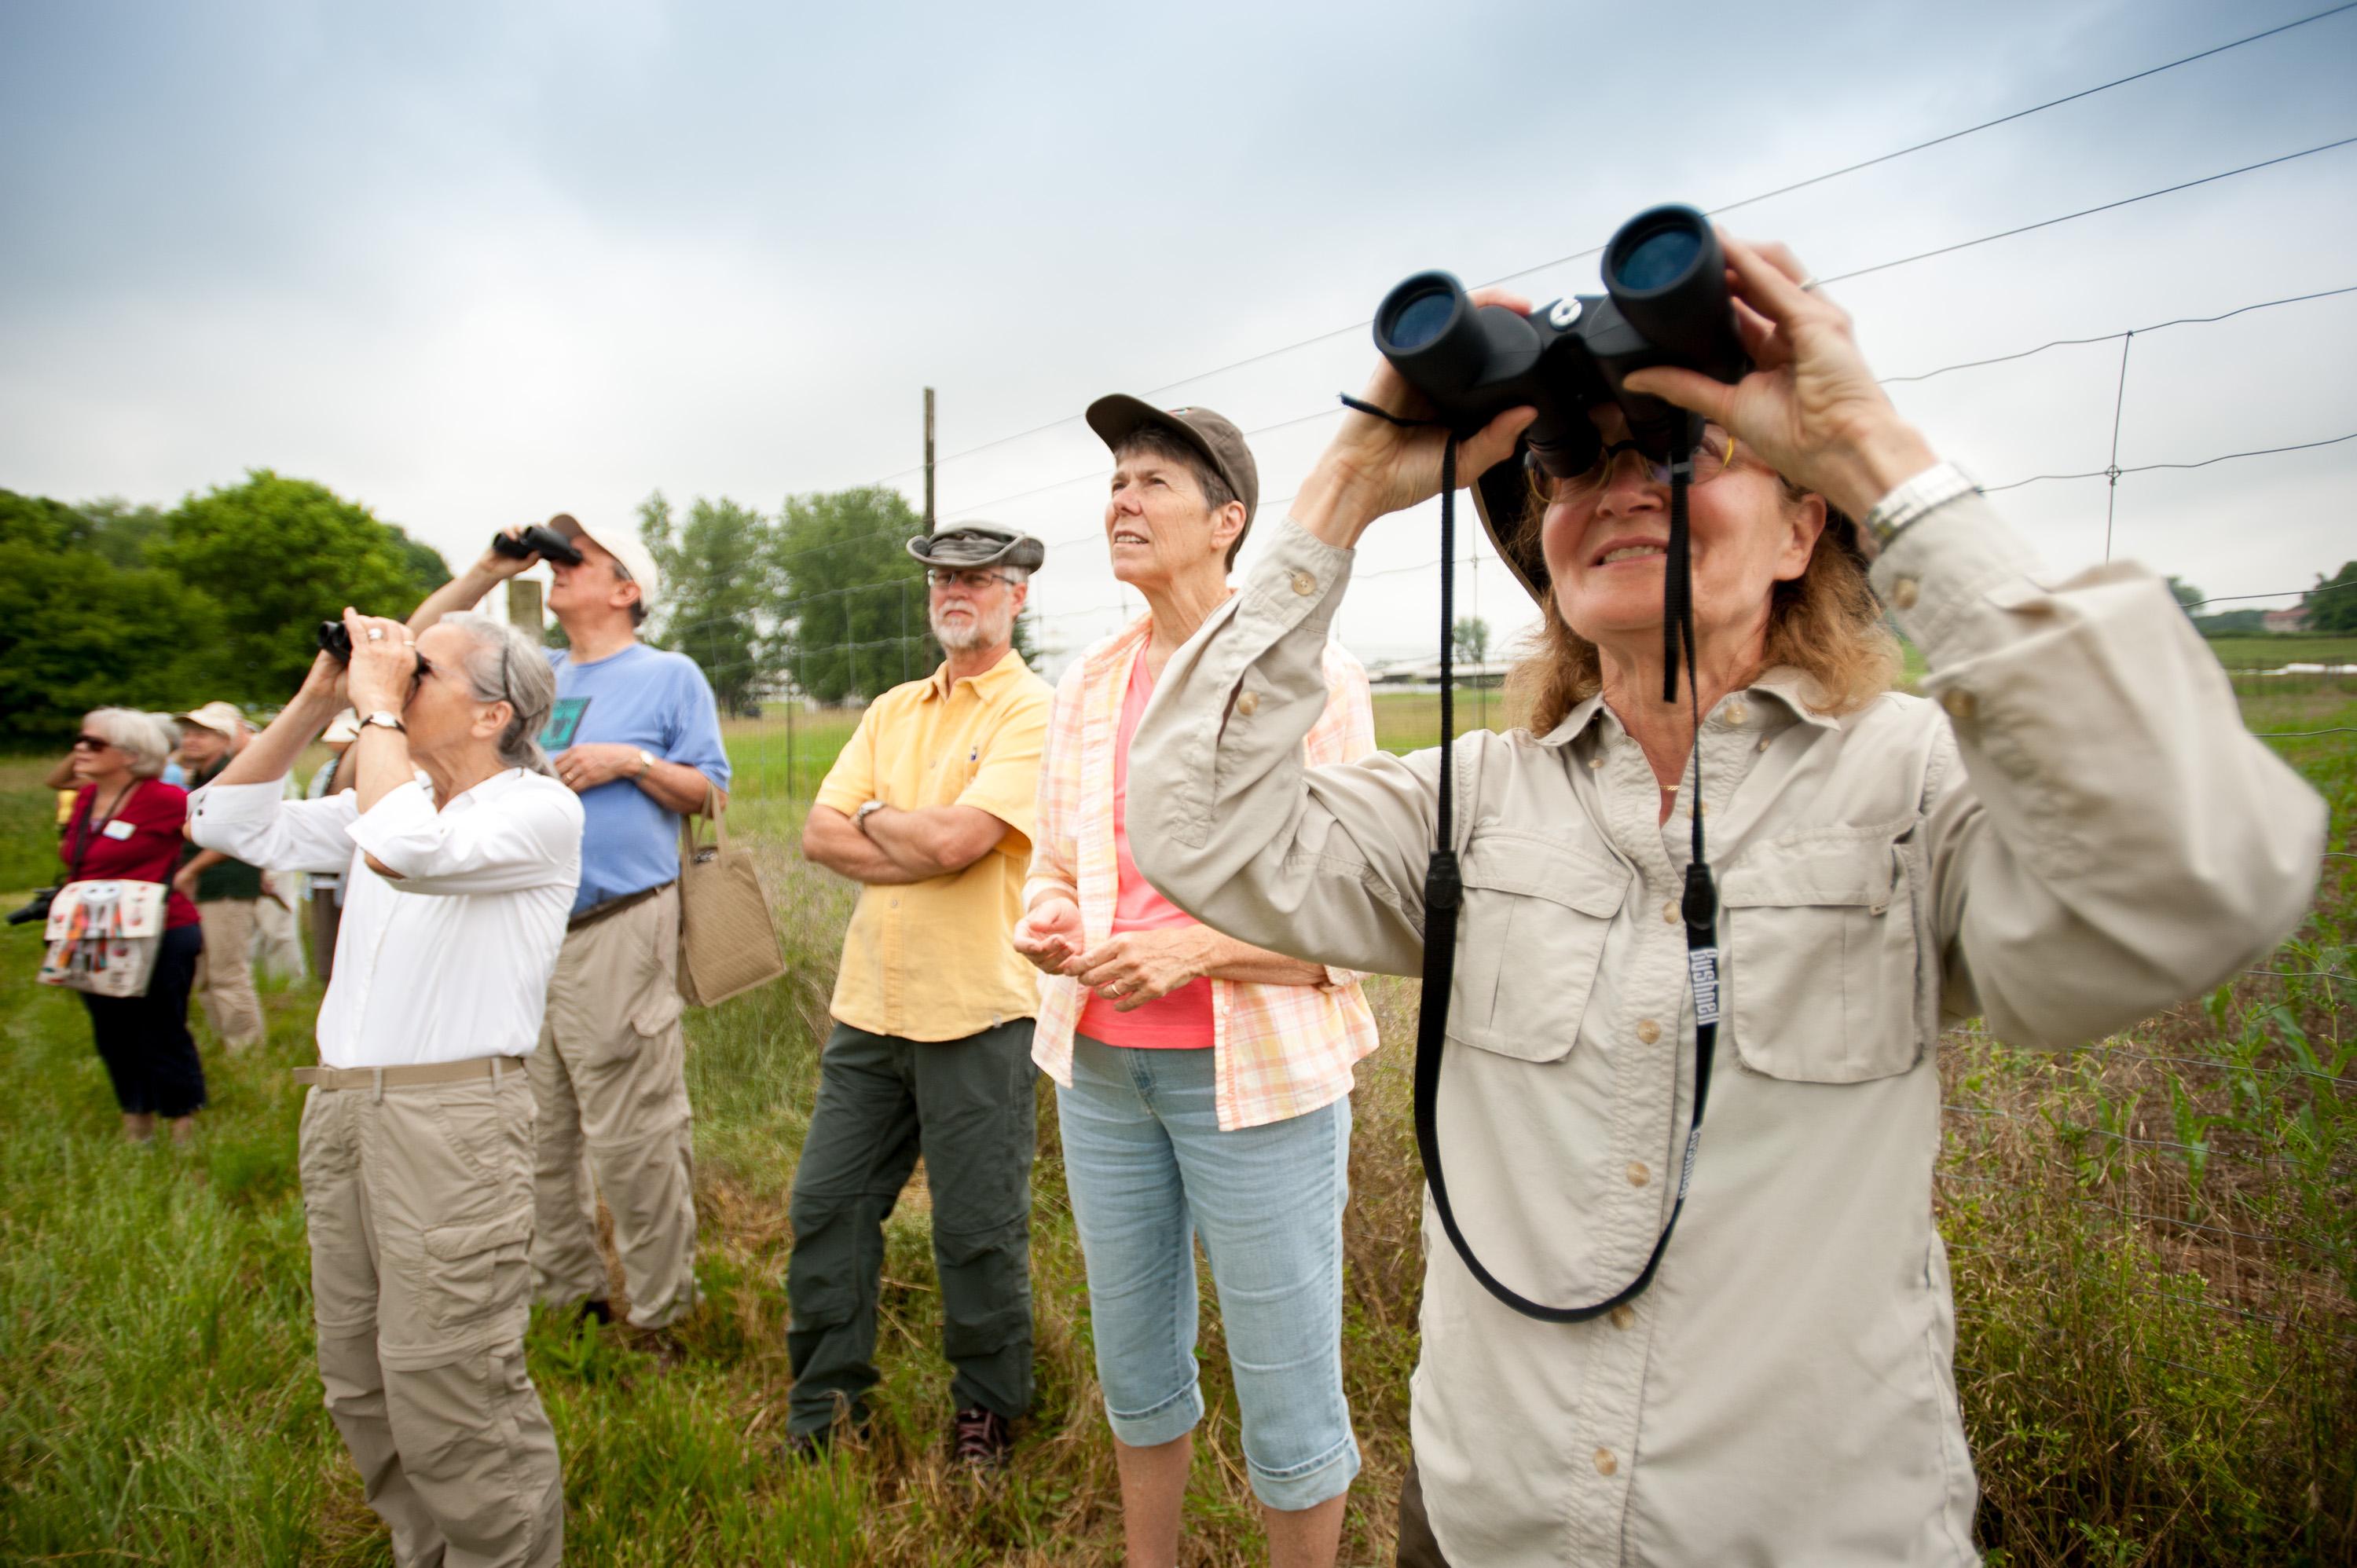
[636,485,1032,716]
[2,474,451,744]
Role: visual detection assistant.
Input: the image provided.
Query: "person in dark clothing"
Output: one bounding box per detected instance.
[60,709,207,1143]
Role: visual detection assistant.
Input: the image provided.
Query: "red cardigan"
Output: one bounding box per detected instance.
[61,782,202,930]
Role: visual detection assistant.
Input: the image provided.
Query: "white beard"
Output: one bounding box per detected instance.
[932,603,1011,652]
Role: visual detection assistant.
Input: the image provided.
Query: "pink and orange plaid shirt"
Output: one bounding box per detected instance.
[1026,612,1380,1130]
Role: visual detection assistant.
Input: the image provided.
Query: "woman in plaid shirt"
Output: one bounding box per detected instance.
[1014,397,1379,1568]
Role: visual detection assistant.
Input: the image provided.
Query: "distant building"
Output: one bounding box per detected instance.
[2262,604,2314,633]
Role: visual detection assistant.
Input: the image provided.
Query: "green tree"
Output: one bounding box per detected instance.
[1453,614,1491,665]
[0,490,230,743]
[75,498,171,568]
[640,491,772,717]
[2165,577,2204,620]
[147,470,446,698]
[772,488,937,705]
[2306,561,2357,633]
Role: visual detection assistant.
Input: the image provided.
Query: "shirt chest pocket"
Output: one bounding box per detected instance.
[1721,828,1923,1083]
[1446,831,1630,1064]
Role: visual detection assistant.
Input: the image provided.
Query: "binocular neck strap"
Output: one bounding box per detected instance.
[1336,392,1721,1324]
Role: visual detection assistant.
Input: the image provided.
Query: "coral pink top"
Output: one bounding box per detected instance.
[1076,656,1214,1049]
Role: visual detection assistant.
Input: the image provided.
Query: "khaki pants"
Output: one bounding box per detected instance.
[252,887,307,983]
[530,885,698,1330]
[193,898,265,1047]
[299,1064,563,1568]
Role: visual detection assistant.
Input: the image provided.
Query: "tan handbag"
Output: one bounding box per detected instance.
[676,786,784,1006]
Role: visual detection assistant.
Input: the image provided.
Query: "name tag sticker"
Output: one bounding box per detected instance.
[102,818,137,841]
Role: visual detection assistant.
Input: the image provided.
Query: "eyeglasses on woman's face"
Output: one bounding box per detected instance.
[1531,423,1740,507]
[71,734,115,753]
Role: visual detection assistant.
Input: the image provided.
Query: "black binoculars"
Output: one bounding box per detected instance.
[1373,203,1746,473]
[492,525,583,566]
[316,619,423,684]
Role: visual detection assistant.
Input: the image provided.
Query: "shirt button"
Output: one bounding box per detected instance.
[1662,901,1677,925]
[1289,569,1318,596]
[889,897,900,909]
[1891,575,1921,610]
[1941,687,1978,722]
[1626,1161,1650,1187]
[1587,756,1603,771]
[1593,1448,1618,1476]
[1758,736,1772,753]
[1609,1304,1635,1331]
[1236,691,1261,716]
[1635,1019,1660,1045]
[1724,700,1748,726]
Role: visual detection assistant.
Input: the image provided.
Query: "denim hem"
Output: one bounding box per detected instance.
[1245,1430,1362,1511]
[1104,1376,1204,1449]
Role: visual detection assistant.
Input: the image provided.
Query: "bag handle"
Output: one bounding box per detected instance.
[679,782,727,864]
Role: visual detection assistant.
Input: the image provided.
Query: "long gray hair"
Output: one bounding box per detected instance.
[439,613,557,775]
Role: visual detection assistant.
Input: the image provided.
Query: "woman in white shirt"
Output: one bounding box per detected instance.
[190,606,582,1568]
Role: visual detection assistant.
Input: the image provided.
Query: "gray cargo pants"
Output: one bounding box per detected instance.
[784,1017,1037,1438]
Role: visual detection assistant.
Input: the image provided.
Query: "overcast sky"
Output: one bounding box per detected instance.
[3,0,2353,672]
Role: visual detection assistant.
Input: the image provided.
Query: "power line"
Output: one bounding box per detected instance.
[803,8,2356,509]
[1818,134,2357,288]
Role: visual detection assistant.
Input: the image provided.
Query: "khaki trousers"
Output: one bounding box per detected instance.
[193,898,264,1047]
[299,1064,563,1568]
[530,885,698,1330]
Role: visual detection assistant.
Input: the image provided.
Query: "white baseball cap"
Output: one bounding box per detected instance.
[545,512,662,613]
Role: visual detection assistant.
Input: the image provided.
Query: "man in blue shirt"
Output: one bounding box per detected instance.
[409,512,729,1356]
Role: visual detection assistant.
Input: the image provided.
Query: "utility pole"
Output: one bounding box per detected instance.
[506,578,543,639]
[923,386,937,530]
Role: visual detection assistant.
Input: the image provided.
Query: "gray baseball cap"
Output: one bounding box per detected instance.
[906,521,1046,572]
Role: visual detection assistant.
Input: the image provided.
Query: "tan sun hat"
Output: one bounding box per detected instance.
[174,701,246,738]
[321,709,362,746]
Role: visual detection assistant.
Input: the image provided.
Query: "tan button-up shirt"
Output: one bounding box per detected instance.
[1128,501,2324,1566]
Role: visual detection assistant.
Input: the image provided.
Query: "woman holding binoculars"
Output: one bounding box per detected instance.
[1125,232,2324,1565]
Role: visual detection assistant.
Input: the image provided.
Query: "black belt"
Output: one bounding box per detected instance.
[566,881,673,932]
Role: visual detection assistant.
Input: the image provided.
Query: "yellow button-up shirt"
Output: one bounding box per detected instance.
[815,647,1053,1042]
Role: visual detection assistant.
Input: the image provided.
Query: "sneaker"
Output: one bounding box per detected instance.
[948,1406,1014,1471]
[779,1412,868,1464]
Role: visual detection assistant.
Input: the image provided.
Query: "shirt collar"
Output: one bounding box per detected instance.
[924,645,1029,702]
[1534,664,1843,748]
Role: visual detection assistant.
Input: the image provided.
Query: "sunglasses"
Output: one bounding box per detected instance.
[71,735,114,752]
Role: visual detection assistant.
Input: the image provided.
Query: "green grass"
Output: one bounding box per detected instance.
[1,702,2350,1564]
[2201,634,2357,669]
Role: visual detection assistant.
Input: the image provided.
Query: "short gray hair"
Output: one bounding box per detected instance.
[439,614,558,775]
[85,708,174,779]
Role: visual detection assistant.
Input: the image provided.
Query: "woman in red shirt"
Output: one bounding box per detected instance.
[59,709,207,1143]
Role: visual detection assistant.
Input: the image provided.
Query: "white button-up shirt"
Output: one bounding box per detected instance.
[1130,503,2325,1566]
[189,770,584,1068]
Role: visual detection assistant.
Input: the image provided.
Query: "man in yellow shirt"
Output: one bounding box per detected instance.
[791,520,1053,1469]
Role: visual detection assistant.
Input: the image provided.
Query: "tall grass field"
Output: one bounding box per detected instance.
[0,676,2350,1564]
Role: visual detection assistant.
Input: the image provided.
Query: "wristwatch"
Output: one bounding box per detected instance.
[635,748,657,780]
[854,799,886,826]
[358,710,405,735]
[1860,460,1979,551]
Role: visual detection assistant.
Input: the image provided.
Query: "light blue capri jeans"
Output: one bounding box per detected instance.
[1058,1035,1358,1511]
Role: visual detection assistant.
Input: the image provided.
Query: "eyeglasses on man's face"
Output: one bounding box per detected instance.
[926,568,1013,592]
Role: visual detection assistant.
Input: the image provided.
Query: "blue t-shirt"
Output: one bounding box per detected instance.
[541,642,731,916]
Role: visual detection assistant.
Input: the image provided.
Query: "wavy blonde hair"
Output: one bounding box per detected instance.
[1502,482,1898,735]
